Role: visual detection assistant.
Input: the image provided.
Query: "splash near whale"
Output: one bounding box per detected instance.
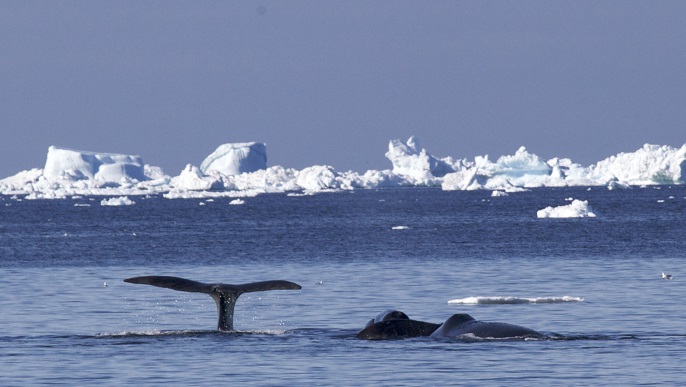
[124,276,302,331]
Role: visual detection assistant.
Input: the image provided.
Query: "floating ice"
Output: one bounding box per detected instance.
[537,199,597,218]
[588,144,686,185]
[385,136,458,184]
[229,199,245,205]
[1,137,685,199]
[170,165,224,191]
[100,197,135,206]
[448,296,585,304]
[200,142,267,176]
[44,146,147,182]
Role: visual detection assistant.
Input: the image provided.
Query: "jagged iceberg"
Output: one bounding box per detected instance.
[385,136,459,183]
[0,136,684,199]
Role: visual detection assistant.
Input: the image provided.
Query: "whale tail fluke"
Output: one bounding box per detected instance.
[124,276,214,293]
[124,276,301,331]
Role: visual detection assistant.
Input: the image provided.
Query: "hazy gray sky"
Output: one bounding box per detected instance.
[1,1,685,178]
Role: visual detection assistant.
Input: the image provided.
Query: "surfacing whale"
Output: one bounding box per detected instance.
[356,309,441,340]
[356,309,544,340]
[124,276,302,331]
[430,313,544,339]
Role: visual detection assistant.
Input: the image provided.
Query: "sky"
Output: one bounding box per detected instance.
[1,1,685,178]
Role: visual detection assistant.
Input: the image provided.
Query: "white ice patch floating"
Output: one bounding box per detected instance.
[448,296,584,304]
[100,197,136,206]
[229,199,246,205]
[536,199,597,218]
[391,226,410,230]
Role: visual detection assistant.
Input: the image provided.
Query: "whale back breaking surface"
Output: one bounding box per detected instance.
[355,310,441,340]
[356,311,544,340]
[124,276,301,331]
[430,313,544,339]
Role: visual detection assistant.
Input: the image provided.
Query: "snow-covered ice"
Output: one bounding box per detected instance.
[537,199,597,218]
[100,197,136,206]
[1,137,685,199]
[448,296,585,304]
[200,142,267,176]
[44,146,146,182]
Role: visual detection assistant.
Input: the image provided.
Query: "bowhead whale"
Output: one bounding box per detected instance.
[356,310,544,340]
[355,309,441,340]
[124,276,301,331]
[430,313,544,339]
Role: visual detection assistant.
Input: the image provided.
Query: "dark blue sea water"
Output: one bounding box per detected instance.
[1,187,685,385]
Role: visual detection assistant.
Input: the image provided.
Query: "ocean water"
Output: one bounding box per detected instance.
[1,187,685,386]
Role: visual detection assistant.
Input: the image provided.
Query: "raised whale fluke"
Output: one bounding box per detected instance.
[124,276,302,331]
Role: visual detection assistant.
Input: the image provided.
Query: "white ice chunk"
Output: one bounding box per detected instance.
[100,196,135,206]
[170,164,224,191]
[200,142,267,176]
[385,136,459,183]
[43,146,147,182]
[537,199,597,218]
[448,296,584,304]
[588,144,686,185]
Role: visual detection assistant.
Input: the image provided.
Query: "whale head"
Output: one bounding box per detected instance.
[364,309,410,328]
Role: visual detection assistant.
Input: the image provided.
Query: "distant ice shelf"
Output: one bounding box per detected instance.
[1,136,684,199]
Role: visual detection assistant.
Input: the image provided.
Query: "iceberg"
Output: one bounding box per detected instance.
[537,199,597,219]
[170,165,224,191]
[587,144,686,185]
[43,146,147,182]
[200,142,267,176]
[385,136,459,184]
[0,137,684,199]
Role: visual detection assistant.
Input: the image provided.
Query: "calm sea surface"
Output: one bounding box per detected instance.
[1,187,685,385]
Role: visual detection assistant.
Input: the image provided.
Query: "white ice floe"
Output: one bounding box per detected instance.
[537,199,597,218]
[448,296,585,304]
[229,199,245,205]
[1,137,685,199]
[100,196,135,206]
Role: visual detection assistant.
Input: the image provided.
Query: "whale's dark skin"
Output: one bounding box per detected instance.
[355,319,442,340]
[355,309,440,340]
[356,310,544,340]
[124,276,301,331]
[430,313,544,339]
